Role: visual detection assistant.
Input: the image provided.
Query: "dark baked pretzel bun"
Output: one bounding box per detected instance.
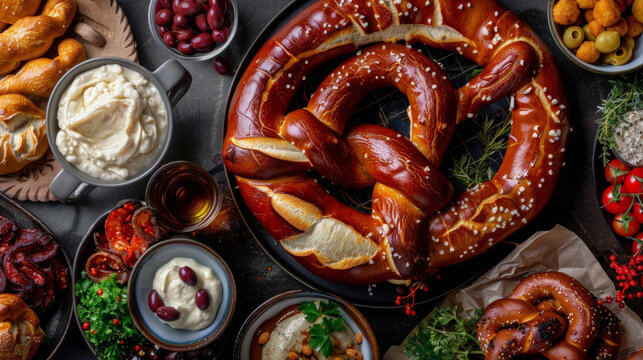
[223,0,569,284]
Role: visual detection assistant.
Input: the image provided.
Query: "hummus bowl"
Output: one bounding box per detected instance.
[234,290,379,360]
[128,239,236,351]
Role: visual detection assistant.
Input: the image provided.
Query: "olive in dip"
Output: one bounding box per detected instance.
[613,109,643,167]
[250,300,363,360]
[149,257,222,331]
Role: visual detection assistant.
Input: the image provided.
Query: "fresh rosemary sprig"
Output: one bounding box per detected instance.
[405,306,484,360]
[450,113,511,188]
[597,74,643,166]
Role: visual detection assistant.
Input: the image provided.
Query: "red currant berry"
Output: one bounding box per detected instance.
[82,321,90,330]
[97,289,103,296]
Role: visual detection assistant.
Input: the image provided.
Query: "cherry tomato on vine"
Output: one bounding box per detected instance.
[634,202,643,224]
[632,232,643,255]
[602,185,633,215]
[612,213,641,237]
[605,159,631,184]
[623,168,643,195]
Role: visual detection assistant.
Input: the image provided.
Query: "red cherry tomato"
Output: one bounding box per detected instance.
[632,232,643,254]
[602,185,633,214]
[623,168,643,195]
[605,159,631,184]
[612,213,641,237]
[634,202,643,224]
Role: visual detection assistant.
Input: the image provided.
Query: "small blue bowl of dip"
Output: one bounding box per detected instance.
[128,239,236,351]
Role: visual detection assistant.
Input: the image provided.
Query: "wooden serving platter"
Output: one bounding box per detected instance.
[0,0,138,202]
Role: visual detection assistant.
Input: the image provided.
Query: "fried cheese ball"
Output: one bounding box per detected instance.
[589,20,607,35]
[634,0,643,23]
[627,15,643,36]
[607,17,629,35]
[585,9,595,22]
[577,41,601,62]
[594,0,622,26]
[554,0,581,25]
[577,0,599,8]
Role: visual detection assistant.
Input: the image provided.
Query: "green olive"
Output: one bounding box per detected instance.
[583,24,596,41]
[563,26,585,49]
[595,31,621,53]
[608,44,633,65]
[624,36,635,49]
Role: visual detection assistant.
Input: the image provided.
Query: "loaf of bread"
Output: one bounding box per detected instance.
[0,95,48,175]
[0,293,45,360]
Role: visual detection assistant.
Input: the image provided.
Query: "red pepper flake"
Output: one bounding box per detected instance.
[97,289,103,296]
[257,276,262,281]
[134,345,142,352]
[116,295,122,302]
[113,319,120,325]
[267,267,272,272]
[90,330,96,334]
[119,339,125,345]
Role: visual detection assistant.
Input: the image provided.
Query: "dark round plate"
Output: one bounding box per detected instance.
[72,200,229,358]
[222,0,515,307]
[0,191,73,360]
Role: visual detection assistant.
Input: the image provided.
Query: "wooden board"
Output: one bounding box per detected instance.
[0,0,138,202]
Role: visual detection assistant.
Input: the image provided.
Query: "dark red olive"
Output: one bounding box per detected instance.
[158,0,172,8]
[194,289,210,310]
[207,6,224,29]
[173,13,190,28]
[191,33,215,51]
[156,306,181,321]
[148,289,165,312]
[157,25,170,35]
[195,13,210,32]
[212,26,229,43]
[174,27,196,42]
[172,0,182,13]
[177,0,202,16]
[163,31,178,47]
[213,57,228,75]
[155,9,173,26]
[179,266,198,285]
[177,41,196,55]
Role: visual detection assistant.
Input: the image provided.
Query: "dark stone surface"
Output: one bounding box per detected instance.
[24,0,639,359]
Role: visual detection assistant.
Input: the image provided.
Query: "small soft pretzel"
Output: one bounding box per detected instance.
[478,272,622,360]
[0,0,42,24]
[0,0,77,75]
[0,38,86,98]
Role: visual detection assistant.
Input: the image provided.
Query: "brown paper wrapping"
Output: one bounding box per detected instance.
[384,225,643,360]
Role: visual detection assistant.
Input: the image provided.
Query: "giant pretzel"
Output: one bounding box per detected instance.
[223,0,570,284]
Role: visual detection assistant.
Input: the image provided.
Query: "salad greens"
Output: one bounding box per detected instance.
[75,272,144,360]
[405,305,484,360]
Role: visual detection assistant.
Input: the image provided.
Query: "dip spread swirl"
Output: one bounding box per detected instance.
[153,257,222,331]
[55,64,167,180]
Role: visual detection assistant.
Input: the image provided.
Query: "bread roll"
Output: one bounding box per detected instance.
[0,94,47,175]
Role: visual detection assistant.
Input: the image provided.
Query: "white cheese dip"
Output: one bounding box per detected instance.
[153,257,222,331]
[613,110,643,167]
[55,64,167,180]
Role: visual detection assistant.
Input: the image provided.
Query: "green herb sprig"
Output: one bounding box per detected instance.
[75,272,144,360]
[597,74,643,166]
[450,113,511,188]
[298,301,346,357]
[405,306,484,360]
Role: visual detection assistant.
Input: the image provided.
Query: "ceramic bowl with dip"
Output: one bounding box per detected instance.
[46,57,192,203]
[128,239,236,352]
[234,290,379,360]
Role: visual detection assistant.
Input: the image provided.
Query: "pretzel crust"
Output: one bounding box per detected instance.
[224,0,570,284]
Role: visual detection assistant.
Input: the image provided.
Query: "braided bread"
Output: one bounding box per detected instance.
[0,0,42,24]
[0,0,76,75]
[477,272,621,360]
[0,38,86,98]
[0,293,45,360]
[223,0,569,284]
[0,95,47,175]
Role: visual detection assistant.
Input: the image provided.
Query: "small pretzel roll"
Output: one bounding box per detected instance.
[510,272,599,353]
[0,0,42,24]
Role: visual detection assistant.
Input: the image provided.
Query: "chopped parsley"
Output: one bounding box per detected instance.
[298,301,346,357]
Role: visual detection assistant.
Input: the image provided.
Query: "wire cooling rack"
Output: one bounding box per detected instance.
[287,42,511,212]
